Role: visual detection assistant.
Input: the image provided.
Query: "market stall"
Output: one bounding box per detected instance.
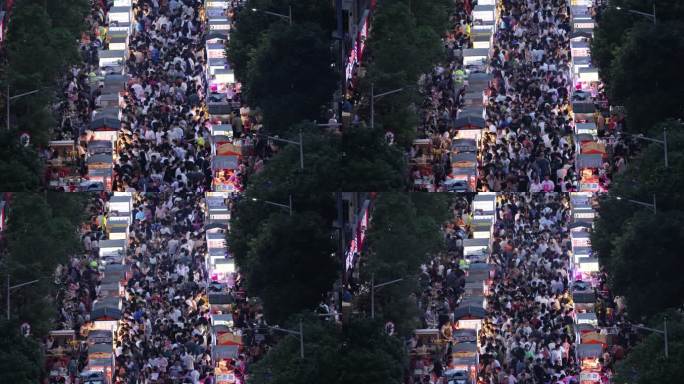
[453,304,486,330]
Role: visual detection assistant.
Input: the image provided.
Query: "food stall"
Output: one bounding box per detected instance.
[471,32,492,49]
[464,279,486,297]
[87,329,114,347]
[89,117,121,142]
[444,167,477,192]
[413,329,442,356]
[467,263,494,285]
[572,102,596,123]
[98,239,126,264]
[462,238,489,261]
[205,192,231,218]
[470,219,492,239]
[576,153,603,192]
[451,139,478,156]
[467,72,492,95]
[108,35,127,52]
[85,343,114,384]
[46,140,82,191]
[473,193,496,212]
[453,304,486,330]
[450,152,477,171]
[462,48,489,67]
[45,330,78,383]
[108,195,132,216]
[90,297,122,331]
[575,122,597,136]
[473,208,495,222]
[473,4,496,23]
[571,230,591,249]
[208,291,234,315]
[448,342,478,384]
[98,49,126,69]
[454,115,485,138]
[576,312,599,327]
[576,67,600,90]
[108,6,131,24]
[211,155,241,193]
[577,343,603,384]
[578,257,601,282]
[572,246,592,264]
[572,288,596,313]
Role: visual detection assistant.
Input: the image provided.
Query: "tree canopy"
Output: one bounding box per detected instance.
[0,320,44,384]
[357,193,449,334]
[1,0,89,191]
[591,122,684,319]
[613,311,684,384]
[245,123,407,192]
[248,316,407,384]
[228,0,335,82]
[359,0,448,147]
[2,193,85,335]
[591,0,684,133]
[235,210,338,324]
[243,22,337,135]
[0,130,44,191]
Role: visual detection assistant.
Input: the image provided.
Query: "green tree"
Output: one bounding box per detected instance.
[248,316,407,384]
[607,22,684,133]
[243,22,337,135]
[591,121,684,269]
[2,193,82,335]
[358,193,446,334]
[613,311,684,384]
[360,0,447,147]
[606,211,684,319]
[0,130,44,191]
[592,0,684,85]
[228,0,335,81]
[1,0,89,150]
[244,123,406,192]
[241,212,338,324]
[0,320,44,384]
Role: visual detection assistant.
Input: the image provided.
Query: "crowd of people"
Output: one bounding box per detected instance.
[403,192,643,384]
[477,193,579,383]
[478,0,577,193]
[408,0,643,193]
[410,0,473,190]
[111,0,214,192]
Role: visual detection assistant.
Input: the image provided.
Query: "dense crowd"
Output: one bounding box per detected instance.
[479,0,577,193]
[477,193,578,383]
[112,0,213,192]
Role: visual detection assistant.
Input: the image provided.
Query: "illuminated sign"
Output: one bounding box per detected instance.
[345,201,370,271]
[345,10,370,83]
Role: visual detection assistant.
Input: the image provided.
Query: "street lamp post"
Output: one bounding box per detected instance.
[6,276,40,320]
[632,317,668,358]
[615,193,656,214]
[250,195,293,216]
[620,127,668,168]
[6,87,41,130]
[370,83,405,129]
[251,6,292,25]
[370,273,404,319]
[266,319,304,359]
[616,3,656,25]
